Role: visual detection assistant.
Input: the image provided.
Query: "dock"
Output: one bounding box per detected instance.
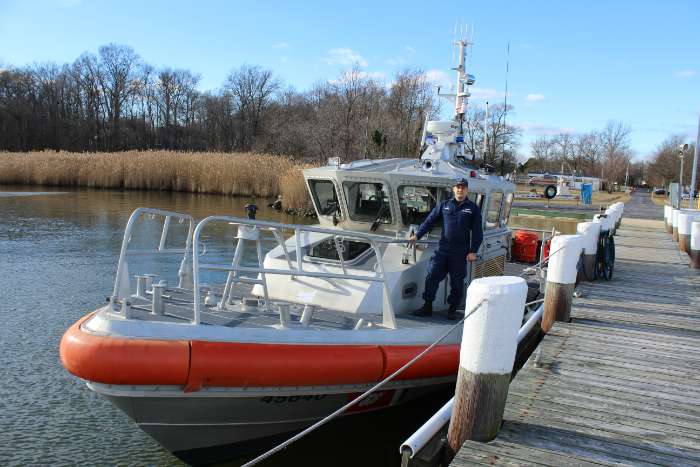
[452,210,700,465]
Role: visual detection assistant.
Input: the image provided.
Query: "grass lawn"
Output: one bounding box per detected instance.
[515,184,630,207]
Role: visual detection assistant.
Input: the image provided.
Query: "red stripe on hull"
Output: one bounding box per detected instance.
[60,314,190,385]
[60,314,459,390]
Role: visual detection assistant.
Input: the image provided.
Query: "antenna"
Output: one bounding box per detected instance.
[501,41,510,175]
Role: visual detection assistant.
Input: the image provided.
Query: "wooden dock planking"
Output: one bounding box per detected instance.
[452,218,700,466]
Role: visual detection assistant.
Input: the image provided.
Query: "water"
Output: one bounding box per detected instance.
[0,188,449,467]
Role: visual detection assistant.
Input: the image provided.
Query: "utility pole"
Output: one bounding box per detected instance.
[680,145,687,191]
[483,101,489,163]
[690,113,700,202]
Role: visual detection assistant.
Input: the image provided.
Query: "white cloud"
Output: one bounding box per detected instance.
[328,70,386,85]
[272,42,289,49]
[425,69,451,87]
[519,123,575,136]
[405,45,416,53]
[525,93,545,102]
[280,57,289,63]
[470,87,506,101]
[326,48,368,68]
[674,69,696,78]
[387,57,407,66]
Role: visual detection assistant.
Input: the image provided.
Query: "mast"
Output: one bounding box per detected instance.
[422,35,476,163]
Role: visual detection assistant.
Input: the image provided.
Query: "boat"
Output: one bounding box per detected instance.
[60,39,528,465]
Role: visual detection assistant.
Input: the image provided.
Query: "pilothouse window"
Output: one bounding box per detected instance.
[502,192,514,226]
[398,186,439,225]
[486,191,503,229]
[343,182,392,224]
[309,179,340,217]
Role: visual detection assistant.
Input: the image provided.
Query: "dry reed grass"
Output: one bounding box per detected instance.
[0,150,313,209]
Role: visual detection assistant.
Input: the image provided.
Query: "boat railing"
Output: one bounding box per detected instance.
[110,208,195,312]
[192,216,404,329]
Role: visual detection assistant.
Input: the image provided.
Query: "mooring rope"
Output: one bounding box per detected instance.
[240,298,489,467]
[519,244,566,276]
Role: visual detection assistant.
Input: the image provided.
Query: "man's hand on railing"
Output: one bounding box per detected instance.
[466,253,477,262]
[408,234,417,246]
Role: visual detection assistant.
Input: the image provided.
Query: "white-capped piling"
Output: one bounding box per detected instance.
[664,205,673,233]
[672,209,680,241]
[605,207,618,235]
[616,202,624,228]
[593,213,611,234]
[446,276,527,454]
[542,235,582,333]
[576,222,600,281]
[678,212,693,252]
[612,203,623,230]
[691,221,700,269]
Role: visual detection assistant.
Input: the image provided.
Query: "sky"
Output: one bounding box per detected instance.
[1,0,698,160]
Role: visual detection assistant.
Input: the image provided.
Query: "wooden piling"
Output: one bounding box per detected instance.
[576,222,599,282]
[691,221,700,269]
[678,212,692,252]
[672,209,680,241]
[542,235,581,333]
[446,276,527,457]
[664,205,673,233]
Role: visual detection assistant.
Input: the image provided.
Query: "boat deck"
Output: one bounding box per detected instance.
[125,263,536,331]
[452,217,700,466]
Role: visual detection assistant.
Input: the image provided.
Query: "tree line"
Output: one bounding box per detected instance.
[520,121,635,185]
[0,43,526,166]
[645,134,697,190]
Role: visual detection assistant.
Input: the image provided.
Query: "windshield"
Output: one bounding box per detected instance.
[308,179,340,217]
[398,186,447,226]
[343,181,392,224]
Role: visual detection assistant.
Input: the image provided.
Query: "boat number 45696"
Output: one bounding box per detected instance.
[260,395,327,403]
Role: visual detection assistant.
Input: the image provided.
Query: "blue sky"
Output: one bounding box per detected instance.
[1,0,698,159]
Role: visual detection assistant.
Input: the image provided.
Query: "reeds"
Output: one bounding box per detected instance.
[0,150,314,209]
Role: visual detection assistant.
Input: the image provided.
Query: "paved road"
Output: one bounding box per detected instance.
[622,191,664,220]
[513,201,598,213]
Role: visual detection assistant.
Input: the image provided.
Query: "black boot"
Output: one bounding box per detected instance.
[447,305,458,320]
[412,302,432,317]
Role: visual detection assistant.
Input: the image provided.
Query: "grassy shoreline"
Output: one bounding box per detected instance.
[0,150,313,210]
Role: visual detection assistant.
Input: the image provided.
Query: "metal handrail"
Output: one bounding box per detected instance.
[192,216,398,328]
[111,208,195,307]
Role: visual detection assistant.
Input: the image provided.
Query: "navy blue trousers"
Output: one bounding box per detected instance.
[422,250,468,307]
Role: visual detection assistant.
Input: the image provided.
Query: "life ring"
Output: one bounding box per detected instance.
[544,185,557,199]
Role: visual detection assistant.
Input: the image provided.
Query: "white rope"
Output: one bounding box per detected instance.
[519,244,566,276]
[241,298,488,467]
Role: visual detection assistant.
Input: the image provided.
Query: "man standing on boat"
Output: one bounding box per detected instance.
[409,177,483,320]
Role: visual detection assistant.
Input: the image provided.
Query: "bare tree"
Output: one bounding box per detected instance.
[224,65,279,151]
[386,69,436,157]
[530,136,554,172]
[648,134,695,189]
[96,44,141,149]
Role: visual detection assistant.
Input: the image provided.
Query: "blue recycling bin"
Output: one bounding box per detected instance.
[581,183,593,205]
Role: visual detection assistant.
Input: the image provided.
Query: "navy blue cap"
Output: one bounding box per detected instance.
[453,177,469,187]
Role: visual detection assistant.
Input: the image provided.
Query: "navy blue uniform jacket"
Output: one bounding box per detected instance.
[415,198,484,254]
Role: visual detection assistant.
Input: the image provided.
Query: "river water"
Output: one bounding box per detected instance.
[0,188,450,467]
